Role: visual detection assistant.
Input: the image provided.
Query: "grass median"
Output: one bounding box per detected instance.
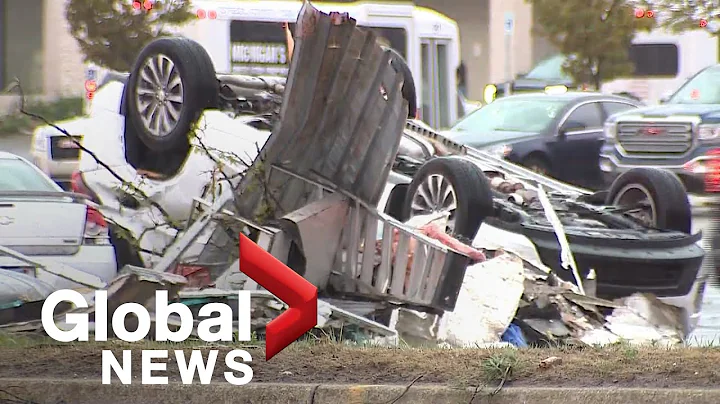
[1,331,719,388]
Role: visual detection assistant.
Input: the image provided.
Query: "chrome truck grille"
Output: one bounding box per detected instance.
[616,122,693,156]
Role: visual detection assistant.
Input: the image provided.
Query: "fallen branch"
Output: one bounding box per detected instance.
[8,79,179,230]
[0,387,41,404]
[490,366,511,396]
[385,374,424,404]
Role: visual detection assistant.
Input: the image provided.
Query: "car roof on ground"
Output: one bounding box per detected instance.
[495,92,637,103]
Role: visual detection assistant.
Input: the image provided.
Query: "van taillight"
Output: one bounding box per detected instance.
[196,9,217,19]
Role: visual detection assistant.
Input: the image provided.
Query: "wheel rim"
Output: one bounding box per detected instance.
[409,174,458,233]
[135,54,184,138]
[611,184,657,227]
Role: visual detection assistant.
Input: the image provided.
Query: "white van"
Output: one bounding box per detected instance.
[155,0,459,129]
[602,29,718,104]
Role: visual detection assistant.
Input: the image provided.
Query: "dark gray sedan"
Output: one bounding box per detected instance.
[444,92,642,189]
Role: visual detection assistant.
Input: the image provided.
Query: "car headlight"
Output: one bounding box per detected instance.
[483,84,497,104]
[699,124,720,140]
[485,144,512,157]
[604,122,617,139]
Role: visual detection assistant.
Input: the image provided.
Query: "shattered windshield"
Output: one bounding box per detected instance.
[448,98,566,133]
[668,65,720,104]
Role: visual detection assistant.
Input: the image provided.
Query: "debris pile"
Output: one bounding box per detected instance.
[0,212,686,349]
[391,247,686,348]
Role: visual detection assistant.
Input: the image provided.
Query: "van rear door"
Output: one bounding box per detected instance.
[420,39,452,129]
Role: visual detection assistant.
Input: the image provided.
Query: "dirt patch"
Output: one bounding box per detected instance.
[1,335,720,388]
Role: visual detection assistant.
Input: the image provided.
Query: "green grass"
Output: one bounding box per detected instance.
[0,97,84,136]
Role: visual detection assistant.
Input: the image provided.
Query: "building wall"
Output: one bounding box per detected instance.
[414,0,488,101]
[530,11,559,65]
[0,0,84,115]
[3,0,44,93]
[416,0,535,100]
[42,0,85,98]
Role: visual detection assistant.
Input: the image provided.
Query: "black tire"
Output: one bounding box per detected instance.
[109,227,144,271]
[401,157,494,240]
[125,37,218,152]
[522,155,551,176]
[605,167,692,233]
[382,46,417,119]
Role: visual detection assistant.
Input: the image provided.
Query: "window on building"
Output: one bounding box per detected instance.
[629,43,679,77]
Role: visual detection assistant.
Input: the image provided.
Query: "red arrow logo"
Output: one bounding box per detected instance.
[238,233,318,360]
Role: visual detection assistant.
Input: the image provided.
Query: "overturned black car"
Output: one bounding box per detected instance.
[385,120,707,332]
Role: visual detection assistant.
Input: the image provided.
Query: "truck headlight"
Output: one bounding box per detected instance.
[699,124,720,140]
[604,122,617,139]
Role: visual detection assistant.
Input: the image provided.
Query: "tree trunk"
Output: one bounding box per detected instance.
[592,71,601,91]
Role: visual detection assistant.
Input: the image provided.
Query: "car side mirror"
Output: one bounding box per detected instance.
[659,91,673,104]
[559,120,585,137]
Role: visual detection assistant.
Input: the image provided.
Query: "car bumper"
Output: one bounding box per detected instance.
[478,220,707,337]
[31,151,79,188]
[598,143,717,193]
[0,245,117,290]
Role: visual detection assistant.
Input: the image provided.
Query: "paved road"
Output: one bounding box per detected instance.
[1,132,720,342]
[1,133,32,160]
[690,215,720,344]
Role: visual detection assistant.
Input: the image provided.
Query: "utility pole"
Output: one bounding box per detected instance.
[504,12,514,96]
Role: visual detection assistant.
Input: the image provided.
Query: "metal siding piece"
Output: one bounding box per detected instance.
[232,3,408,220]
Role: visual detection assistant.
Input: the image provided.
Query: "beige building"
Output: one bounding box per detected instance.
[413,0,555,100]
[0,0,85,114]
[0,0,553,109]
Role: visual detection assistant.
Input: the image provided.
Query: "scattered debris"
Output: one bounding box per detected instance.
[435,253,524,347]
[0,3,696,352]
[539,356,563,369]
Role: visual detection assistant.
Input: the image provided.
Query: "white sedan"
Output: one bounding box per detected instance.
[0,151,117,291]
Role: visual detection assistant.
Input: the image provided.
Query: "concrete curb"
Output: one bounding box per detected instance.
[1,379,720,404]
